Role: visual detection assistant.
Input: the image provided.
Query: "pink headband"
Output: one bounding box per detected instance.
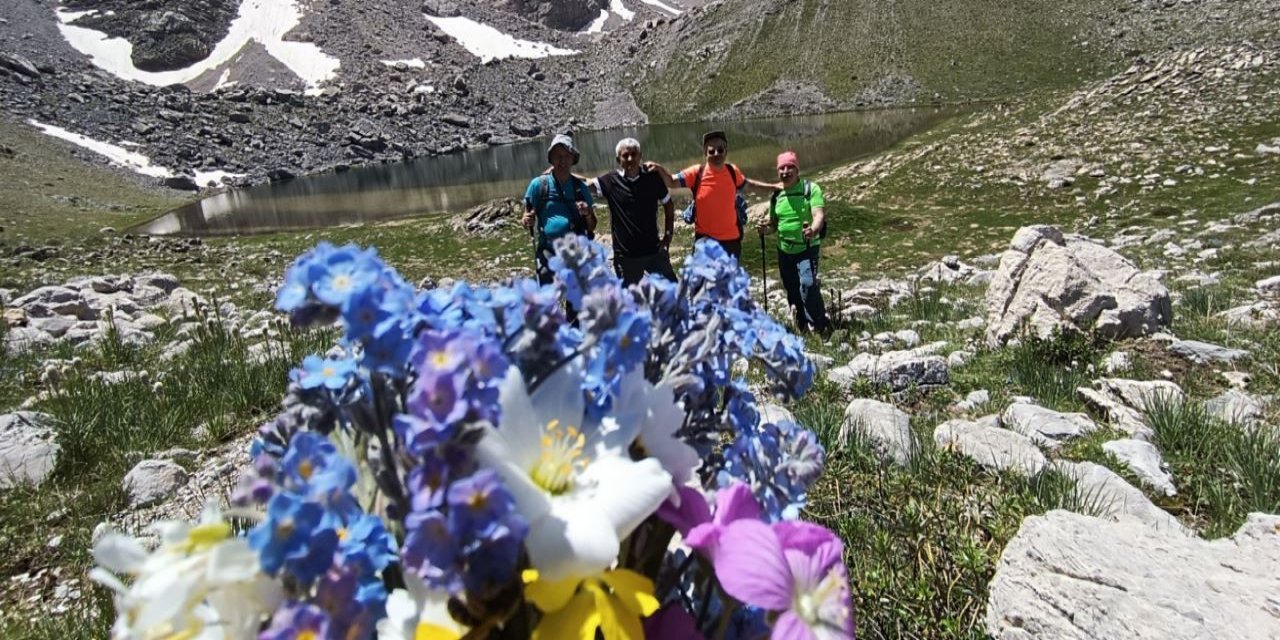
[776,151,799,170]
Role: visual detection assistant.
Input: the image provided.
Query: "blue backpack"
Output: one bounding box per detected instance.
[534,174,592,244]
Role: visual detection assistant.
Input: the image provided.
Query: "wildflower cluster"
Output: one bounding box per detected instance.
[92,236,853,639]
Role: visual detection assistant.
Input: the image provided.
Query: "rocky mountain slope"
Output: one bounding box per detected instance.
[0,0,691,189]
[620,0,1280,120]
[5,0,1276,193]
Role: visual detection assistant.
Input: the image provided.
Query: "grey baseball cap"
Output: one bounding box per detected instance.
[547,134,580,165]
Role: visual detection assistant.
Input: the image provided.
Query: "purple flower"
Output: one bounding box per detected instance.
[446,468,514,535]
[656,485,712,537]
[407,370,468,428]
[259,602,331,640]
[401,510,462,593]
[643,603,704,639]
[684,482,763,560]
[314,568,384,639]
[712,519,855,640]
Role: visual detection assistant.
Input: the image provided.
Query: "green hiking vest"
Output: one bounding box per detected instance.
[771,180,825,255]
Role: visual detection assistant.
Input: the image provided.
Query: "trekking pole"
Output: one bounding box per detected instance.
[529,224,539,279]
[758,229,769,313]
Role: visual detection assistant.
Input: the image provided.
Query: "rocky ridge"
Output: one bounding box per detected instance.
[0,0,689,190]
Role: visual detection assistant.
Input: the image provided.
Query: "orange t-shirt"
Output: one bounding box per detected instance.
[679,163,745,241]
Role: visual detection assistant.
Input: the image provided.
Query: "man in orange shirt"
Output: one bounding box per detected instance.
[646,131,778,259]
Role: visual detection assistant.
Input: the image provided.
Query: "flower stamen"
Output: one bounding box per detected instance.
[530,419,585,495]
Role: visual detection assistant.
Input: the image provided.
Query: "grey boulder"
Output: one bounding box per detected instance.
[0,412,60,488]
[1001,402,1098,448]
[1102,439,1177,497]
[122,459,190,508]
[1051,460,1189,535]
[1168,339,1248,364]
[838,399,915,465]
[985,225,1171,345]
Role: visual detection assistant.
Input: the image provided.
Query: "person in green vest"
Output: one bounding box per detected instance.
[758,150,830,333]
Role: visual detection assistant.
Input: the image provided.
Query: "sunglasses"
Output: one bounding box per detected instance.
[705,146,727,155]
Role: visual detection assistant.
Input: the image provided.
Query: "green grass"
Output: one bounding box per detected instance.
[635,0,1121,122]
[794,376,1091,638]
[0,116,185,245]
[954,328,1105,413]
[1146,398,1280,538]
[0,305,331,633]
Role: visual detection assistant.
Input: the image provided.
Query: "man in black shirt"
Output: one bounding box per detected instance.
[589,138,678,285]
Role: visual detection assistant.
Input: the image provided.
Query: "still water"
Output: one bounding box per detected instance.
[136,108,956,236]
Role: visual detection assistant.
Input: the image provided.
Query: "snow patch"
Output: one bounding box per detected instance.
[55,0,340,94]
[583,10,609,34]
[30,119,172,178]
[29,119,244,186]
[212,69,234,90]
[381,58,426,69]
[192,169,245,186]
[610,0,635,22]
[637,0,682,16]
[425,16,578,63]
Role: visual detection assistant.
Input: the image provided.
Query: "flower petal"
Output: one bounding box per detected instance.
[600,569,660,618]
[714,482,763,526]
[475,435,553,525]
[495,366,541,465]
[590,581,645,640]
[93,533,149,574]
[525,502,621,580]
[713,520,793,611]
[642,604,704,640]
[530,359,587,435]
[774,521,842,561]
[578,456,672,542]
[523,569,582,614]
[773,610,819,640]
[531,592,599,640]
[656,485,711,537]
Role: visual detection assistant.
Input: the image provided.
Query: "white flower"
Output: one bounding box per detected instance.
[377,572,468,640]
[90,503,282,640]
[610,368,700,503]
[476,363,673,580]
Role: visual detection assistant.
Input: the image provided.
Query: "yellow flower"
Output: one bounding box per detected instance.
[523,568,660,640]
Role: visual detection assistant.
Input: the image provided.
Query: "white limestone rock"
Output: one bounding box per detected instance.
[0,412,60,488]
[839,399,915,465]
[1102,439,1177,496]
[934,419,1046,476]
[122,459,190,508]
[985,225,1171,345]
[1001,402,1099,448]
[1051,461,1189,535]
[987,510,1280,639]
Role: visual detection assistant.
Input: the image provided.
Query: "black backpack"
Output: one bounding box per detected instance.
[770,180,827,240]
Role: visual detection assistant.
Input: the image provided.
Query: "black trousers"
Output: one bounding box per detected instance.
[614,251,678,285]
[777,245,830,332]
[694,234,742,260]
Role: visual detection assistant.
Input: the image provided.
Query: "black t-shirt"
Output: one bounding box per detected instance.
[595,170,670,258]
